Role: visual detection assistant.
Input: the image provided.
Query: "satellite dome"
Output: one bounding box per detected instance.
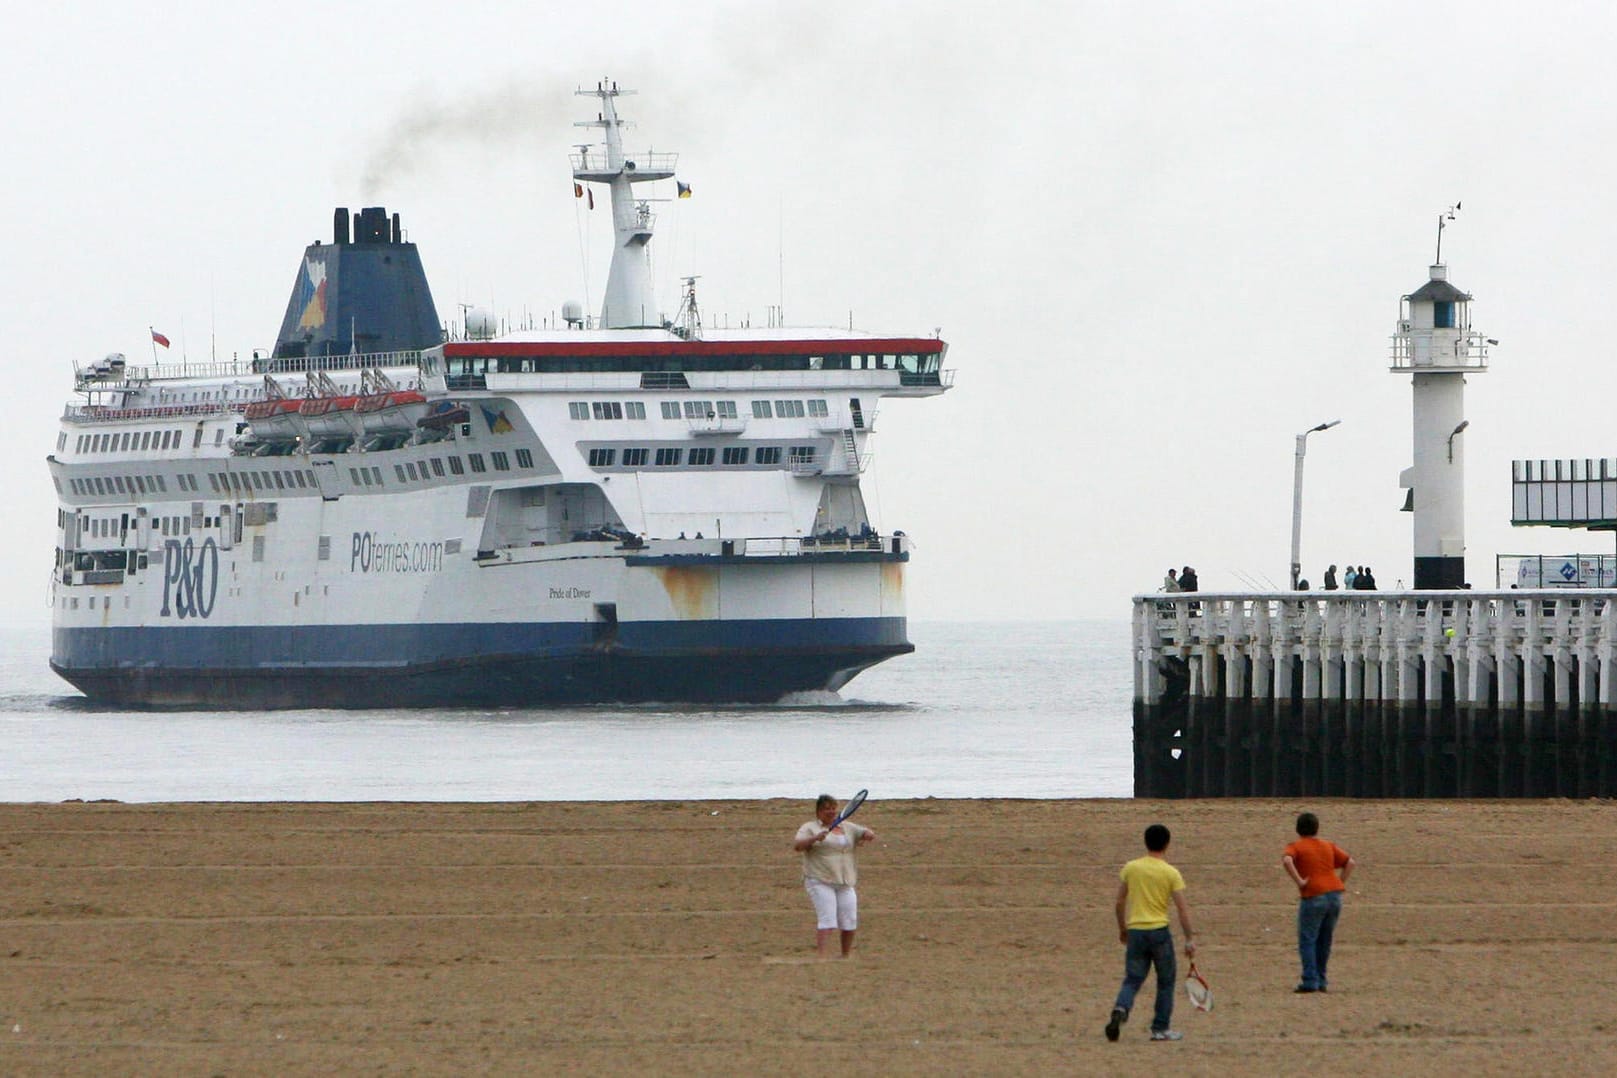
[561,300,585,327]
[465,308,496,339]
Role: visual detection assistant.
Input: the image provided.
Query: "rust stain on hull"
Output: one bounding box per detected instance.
[657,565,720,619]
[881,562,905,611]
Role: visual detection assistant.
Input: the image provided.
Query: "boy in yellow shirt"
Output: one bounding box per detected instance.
[1105,823,1197,1042]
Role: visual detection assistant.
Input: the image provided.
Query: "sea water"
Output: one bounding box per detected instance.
[0,619,1133,802]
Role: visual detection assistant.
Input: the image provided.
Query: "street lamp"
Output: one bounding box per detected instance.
[1290,419,1341,590]
[1447,419,1469,462]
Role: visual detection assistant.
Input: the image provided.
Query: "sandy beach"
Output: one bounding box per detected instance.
[2,797,1615,1075]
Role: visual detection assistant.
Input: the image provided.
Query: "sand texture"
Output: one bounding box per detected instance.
[2,798,1616,1075]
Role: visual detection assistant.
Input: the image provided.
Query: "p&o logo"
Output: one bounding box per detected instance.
[160,536,220,619]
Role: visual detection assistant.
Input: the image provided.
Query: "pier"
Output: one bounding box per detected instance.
[1132,591,1617,797]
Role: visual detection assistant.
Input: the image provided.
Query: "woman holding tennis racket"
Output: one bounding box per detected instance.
[793,791,877,958]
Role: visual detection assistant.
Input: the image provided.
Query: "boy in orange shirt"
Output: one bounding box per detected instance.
[1281,812,1356,993]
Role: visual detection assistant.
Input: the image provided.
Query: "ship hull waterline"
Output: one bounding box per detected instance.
[50,618,912,709]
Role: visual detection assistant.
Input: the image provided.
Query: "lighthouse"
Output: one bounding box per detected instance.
[1393,210,1491,589]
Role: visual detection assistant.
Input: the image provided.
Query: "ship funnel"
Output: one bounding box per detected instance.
[270,205,441,362]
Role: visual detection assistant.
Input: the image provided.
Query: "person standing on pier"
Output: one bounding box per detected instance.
[1344,565,1358,589]
[1163,569,1181,592]
[1105,824,1197,1042]
[1323,565,1338,590]
[1282,812,1356,993]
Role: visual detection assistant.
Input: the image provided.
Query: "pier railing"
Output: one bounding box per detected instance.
[1133,590,1617,711]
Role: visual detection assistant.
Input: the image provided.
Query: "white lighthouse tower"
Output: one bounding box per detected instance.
[1393,207,1491,589]
[571,80,678,329]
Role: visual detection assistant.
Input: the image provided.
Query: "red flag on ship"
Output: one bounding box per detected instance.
[150,328,170,349]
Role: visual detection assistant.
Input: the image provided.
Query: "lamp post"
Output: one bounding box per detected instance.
[1290,419,1341,590]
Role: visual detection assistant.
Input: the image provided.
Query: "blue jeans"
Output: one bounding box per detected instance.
[1114,927,1176,1032]
[1297,891,1343,989]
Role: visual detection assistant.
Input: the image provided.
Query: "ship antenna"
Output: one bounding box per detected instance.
[1435,200,1461,263]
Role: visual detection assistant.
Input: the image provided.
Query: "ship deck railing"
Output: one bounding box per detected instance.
[75,349,431,389]
[64,401,246,423]
[1133,589,1617,709]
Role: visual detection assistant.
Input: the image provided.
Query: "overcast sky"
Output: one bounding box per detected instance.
[5,1,1617,628]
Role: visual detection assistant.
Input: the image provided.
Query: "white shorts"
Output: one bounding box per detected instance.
[805,877,858,930]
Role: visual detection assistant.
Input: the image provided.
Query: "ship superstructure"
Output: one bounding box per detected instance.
[46,82,953,707]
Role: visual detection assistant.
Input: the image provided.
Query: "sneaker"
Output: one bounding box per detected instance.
[1294,985,1318,993]
[1104,1008,1125,1042]
[1150,1030,1183,1041]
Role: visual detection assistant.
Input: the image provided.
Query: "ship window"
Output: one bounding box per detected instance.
[756,447,783,465]
[139,431,151,450]
[351,468,363,484]
[215,430,224,446]
[625,401,646,419]
[272,471,286,490]
[808,400,828,417]
[134,476,146,494]
[683,401,713,419]
[514,449,532,469]
[689,447,716,466]
[491,451,510,471]
[208,474,219,492]
[113,476,126,493]
[294,472,306,489]
[468,453,487,473]
[588,448,616,467]
[592,402,623,419]
[252,535,265,563]
[448,457,465,475]
[193,428,203,448]
[751,401,772,418]
[1434,300,1456,328]
[370,467,382,485]
[716,401,738,419]
[654,448,682,467]
[660,402,680,419]
[774,400,805,418]
[394,465,408,483]
[622,448,649,467]
[569,402,589,420]
[407,462,420,481]
[122,433,133,451]
[430,458,446,477]
[790,446,816,464]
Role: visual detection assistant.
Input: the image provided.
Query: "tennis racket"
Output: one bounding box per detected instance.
[829,788,868,830]
[1185,961,1213,1012]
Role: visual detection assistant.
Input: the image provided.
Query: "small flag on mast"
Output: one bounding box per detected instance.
[676,181,692,199]
[150,328,171,349]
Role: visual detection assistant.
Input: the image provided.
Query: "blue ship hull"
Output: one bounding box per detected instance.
[50,617,912,708]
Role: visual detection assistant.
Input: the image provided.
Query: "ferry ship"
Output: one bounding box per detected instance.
[46,82,953,707]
